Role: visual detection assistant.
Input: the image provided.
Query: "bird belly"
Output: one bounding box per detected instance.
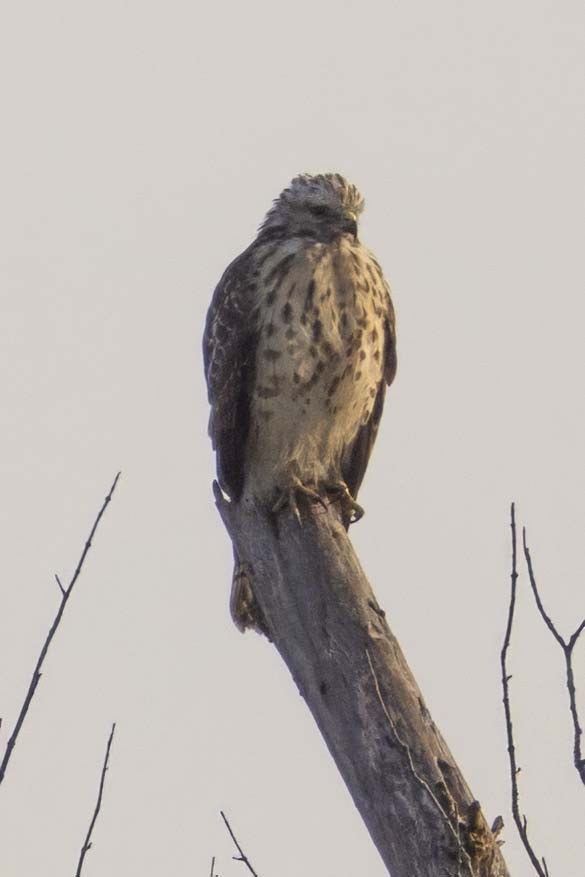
[246,244,386,500]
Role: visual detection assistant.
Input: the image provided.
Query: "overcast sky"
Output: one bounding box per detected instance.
[1,2,584,875]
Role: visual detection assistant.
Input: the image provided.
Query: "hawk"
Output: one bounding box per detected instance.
[204,173,396,630]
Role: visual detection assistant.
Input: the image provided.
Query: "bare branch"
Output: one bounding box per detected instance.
[0,472,121,787]
[523,527,585,786]
[75,722,116,877]
[564,648,585,786]
[522,528,565,648]
[501,504,548,876]
[366,650,474,876]
[569,617,585,647]
[216,490,509,876]
[220,811,259,877]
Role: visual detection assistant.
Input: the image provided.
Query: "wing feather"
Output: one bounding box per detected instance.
[342,292,397,500]
[203,250,258,499]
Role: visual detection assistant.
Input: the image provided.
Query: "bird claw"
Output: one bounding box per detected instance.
[272,479,327,522]
[325,481,365,524]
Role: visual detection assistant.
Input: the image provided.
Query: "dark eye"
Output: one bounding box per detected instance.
[309,204,331,217]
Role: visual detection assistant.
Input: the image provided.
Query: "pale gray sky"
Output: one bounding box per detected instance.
[1,2,584,875]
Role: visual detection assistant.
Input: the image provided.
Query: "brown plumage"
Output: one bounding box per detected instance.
[203,173,397,630]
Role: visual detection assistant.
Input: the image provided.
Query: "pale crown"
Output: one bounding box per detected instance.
[261,173,365,242]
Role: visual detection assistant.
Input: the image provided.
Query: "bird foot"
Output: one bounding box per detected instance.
[325,481,365,524]
[230,562,270,638]
[272,478,327,523]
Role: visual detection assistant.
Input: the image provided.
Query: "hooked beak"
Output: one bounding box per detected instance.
[341,211,358,238]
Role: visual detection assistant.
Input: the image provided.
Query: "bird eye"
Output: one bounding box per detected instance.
[309,204,331,217]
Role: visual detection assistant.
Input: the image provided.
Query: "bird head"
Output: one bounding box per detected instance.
[261,173,365,242]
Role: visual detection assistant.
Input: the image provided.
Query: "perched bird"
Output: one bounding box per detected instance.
[204,173,396,630]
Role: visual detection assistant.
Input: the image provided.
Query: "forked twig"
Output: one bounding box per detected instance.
[75,723,116,876]
[0,472,121,786]
[501,504,548,877]
[220,811,259,876]
[523,527,585,787]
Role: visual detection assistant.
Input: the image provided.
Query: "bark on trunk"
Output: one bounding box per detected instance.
[215,487,510,877]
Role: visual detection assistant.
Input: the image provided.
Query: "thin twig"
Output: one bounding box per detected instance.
[501,504,548,876]
[220,811,259,876]
[75,723,116,877]
[210,856,216,877]
[0,472,121,787]
[523,527,585,786]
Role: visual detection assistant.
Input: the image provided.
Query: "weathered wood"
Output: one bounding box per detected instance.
[216,487,510,877]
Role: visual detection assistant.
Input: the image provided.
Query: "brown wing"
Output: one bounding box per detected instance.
[203,250,258,500]
[342,292,397,500]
